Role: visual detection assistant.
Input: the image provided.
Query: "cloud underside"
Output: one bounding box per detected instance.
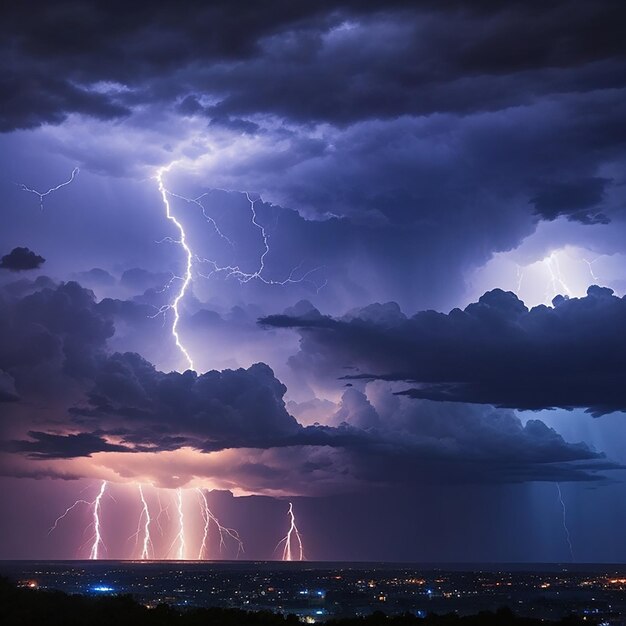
[0,278,620,492]
[261,286,626,417]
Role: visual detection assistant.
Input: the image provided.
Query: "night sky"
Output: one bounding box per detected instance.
[1,0,626,562]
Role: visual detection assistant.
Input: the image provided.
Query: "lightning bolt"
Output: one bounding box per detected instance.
[88,481,107,560]
[556,483,575,563]
[155,490,170,536]
[152,164,195,372]
[49,481,108,559]
[152,164,326,372]
[18,167,79,210]
[515,264,524,297]
[169,488,186,560]
[582,257,600,283]
[275,502,305,561]
[48,498,93,535]
[545,252,572,302]
[128,484,153,560]
[196,191,326,289]
[195,488,244,559]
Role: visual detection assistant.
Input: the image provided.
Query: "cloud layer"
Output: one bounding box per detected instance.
[262,286,626,416]
[0,277,618,492]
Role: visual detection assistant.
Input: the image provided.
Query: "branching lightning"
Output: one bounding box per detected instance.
[49,480,108,559]
[18,167,79,210]
[544,252,572,302]
[153,164,326,371]
[155,490,170,536]
[276,502,305,561]
[48,499,93,535]
[129,484,154,560]
[171,488,186,560]
[556,483,574,562]
[152,164,195,371]
[89,481,108,560]
[195,488,244,559]
[583,257,601,283]
[195,191,326,290]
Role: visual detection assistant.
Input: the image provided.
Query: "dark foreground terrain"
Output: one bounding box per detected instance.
[0,577,591,626]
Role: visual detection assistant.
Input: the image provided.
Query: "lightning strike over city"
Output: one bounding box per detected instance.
[3,1,626,621]
[88,481,108,561]
[556,484,575,563]
[173,488,186,561]
[276,503,305,562]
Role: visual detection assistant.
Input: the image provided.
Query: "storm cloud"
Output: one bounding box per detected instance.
[0,278,615,489]
[262,286,626,416]
[0,247,45,271]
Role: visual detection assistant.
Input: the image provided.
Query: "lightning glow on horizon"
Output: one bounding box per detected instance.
[556,483,575,562]
[18,167,80,210]
[195,488,244,559]
[276,502,305,561]
[89,481,108,560]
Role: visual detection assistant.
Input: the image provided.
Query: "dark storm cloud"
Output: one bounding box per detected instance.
[6,431,130,459]
[0,71,130,132]
[0,247,45,271]
[0,278,615,486]
[262,287,626,416]
[530,177,611,225]
[2,1,626,129]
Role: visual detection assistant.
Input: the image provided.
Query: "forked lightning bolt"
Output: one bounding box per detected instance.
[196,488,244,559]
[196,192,325,289]
[129,484,154,559]
[18,167,79,210]
[153,164,195,371]
[276,502,305,561]
[153,163,325,371]
[89,481,108,560]
[544,252,572,302]
[49,480,108,560]
[556,483,574,562]
[170,488,187,560]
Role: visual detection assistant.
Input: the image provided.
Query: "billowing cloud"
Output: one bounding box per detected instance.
[2,1,625,129]
[0,278,618,491]
[0,247,45,271]
[262,286,626,416]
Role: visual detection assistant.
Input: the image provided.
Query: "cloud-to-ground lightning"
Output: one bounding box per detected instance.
[556,483,575,562]
[155,490,170,536]
[170,488,186,560]
[128,484,153,559]
[48,480,108,559]
[153,163,325,372]
[18,167,79,210]
[195,488,244,559]
[275,502,305,561]
[89,481,108,560]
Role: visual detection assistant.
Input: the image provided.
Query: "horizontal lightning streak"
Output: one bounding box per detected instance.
[18,167,79,210]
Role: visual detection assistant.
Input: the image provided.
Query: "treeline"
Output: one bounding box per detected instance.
[0,577,588,626]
